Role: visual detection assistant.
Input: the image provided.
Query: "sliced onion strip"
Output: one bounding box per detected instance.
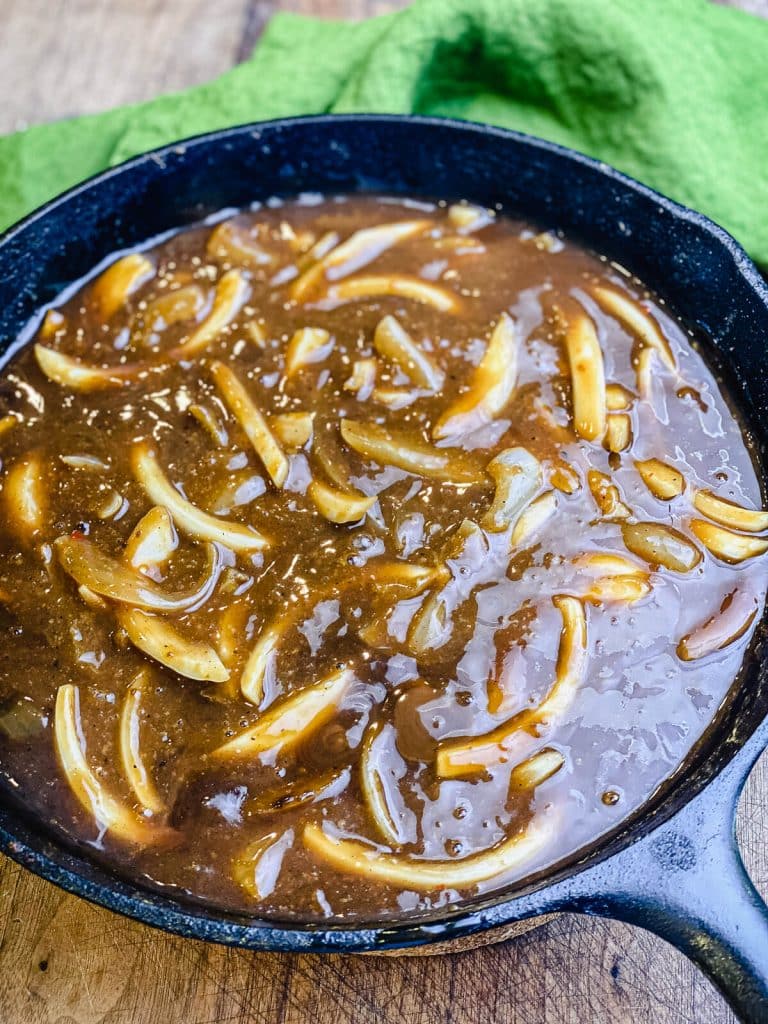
[132,441,269,552]
[118,670,165,814]
[677,589,759,661]
[210,360,288,488]
[360,725,403,847]
[56,534,220,613]
[291,220,430,301]
[482,447,541,533]
[303,807,556,890]
[92,253,154,320]
[340,419,481,483]
[689,519,768,564]
[635,459,685,500]
[308,478,376,524]
[509,748,565,792]
[562,307,606,442]
[125,505,178,573]
[214,667,354,760]
[587,469,631,520]
[373,315,444,390]
[324,275,462,314]
[436,596,587,777]
[433,313,517,439]
[4,451,46,539]
[693,489,768,533]
[54,684,165,844]
[592,284,676,372]
[285,327,334,377]
[511,491,558,547]
[169,269,249,361]
[621,521,702,572]
[271,411,314,451]
[118,607,229,682]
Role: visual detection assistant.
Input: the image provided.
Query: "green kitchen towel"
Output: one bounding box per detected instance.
[2,0,767,264]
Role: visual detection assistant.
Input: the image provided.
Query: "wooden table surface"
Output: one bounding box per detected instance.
[0,2,766,1022]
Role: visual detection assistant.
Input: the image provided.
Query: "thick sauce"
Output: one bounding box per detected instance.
[0,195,765,922]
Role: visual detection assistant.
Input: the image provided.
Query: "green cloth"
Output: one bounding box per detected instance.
[2,0,767,265]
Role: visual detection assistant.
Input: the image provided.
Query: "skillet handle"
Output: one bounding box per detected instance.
[579,755,768,1024]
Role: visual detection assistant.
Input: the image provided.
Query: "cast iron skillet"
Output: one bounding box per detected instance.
[0,115,767,1022]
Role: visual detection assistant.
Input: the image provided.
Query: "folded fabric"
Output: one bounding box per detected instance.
[1,0,766,266]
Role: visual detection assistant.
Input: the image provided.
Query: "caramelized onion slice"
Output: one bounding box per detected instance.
[447,203,492,233]
[605,383,634,411]
[562,307,606,442]
[118,670,165,814]
[118,607,229,683]
[635,346,657,401]
[206,221,273,268]
[308,478,376,524]
[371,387,421,410]
[169,269,249,361]
[211,361,288,488]
[125,505,178,573]
[92,253,154,319]
[4,451,46,540]
[510,491,558,547]
[214,667,354,760]
[240,622,283,706]
[582,575,651,604]
[233,830,294,900]
[693,490,768,533]
[436,596,587,777]
[248,767,349,815]
[689,519,768,564]
[373,315,444,390]
[622,521,702,572]
[303,807,555,890]
[587,469,631,520]
[36,270,246,391]
[482,447,541,532]
[324,275,462,314]
[433,313,518,439]
[635,459,685,500]
[677,589,759,661]
[271,411,314,451]
[34,345,146,391]
[343,358,378,400]
[189,402,229,446]
[291,220,430,301]
[56,535,220,613]
[360,725,404,847]
[509,748,565,792]
[55,684,164,844]
[605,413,632,454]
[573,552,647,577]
[365,560,443,593]
[40,308,66,340]
[591,284,676,371]
[285,327,333,377]
[132,442,268,552]
[550,461,581,495]
[340,419,481,483]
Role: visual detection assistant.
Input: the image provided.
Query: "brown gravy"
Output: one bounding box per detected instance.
[0,195,765,921]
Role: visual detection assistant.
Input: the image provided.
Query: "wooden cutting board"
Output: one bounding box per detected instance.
[0,3,765,1022]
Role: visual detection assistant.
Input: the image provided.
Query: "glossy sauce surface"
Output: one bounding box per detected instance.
[0,195,766,921]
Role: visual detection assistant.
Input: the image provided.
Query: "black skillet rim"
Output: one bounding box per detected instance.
[0,113,767,952]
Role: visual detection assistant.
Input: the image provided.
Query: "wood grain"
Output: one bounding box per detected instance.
[0,2,766,1022]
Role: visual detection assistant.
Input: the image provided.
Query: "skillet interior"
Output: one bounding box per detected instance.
[0,114,767,950]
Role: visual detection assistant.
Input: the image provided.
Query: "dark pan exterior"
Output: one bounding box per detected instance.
[0,115,767,1021]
